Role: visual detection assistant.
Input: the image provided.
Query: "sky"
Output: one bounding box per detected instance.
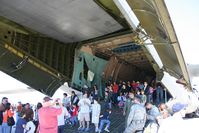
[165,0,199,65]
[165,0,199,87]
[0,71,46,104]
[0,0,199,103]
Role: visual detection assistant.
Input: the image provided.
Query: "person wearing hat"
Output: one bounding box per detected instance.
[172,103,187,115]
[158,103,187,133]
[124,95,146,133]
[38,97,62,133]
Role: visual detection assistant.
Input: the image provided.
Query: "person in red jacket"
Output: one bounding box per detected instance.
[70,104,78,126]
[113,82,119,105]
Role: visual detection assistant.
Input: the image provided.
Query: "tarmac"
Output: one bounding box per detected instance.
[64,105,125,133]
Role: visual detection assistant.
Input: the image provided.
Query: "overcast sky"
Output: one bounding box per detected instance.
[0,0,198,102]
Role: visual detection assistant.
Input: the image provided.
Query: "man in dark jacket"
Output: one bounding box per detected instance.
[71,91,79,106]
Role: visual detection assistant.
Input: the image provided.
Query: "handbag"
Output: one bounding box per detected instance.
[7,111,15,126]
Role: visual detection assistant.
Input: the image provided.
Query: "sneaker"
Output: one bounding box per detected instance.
[104,128,110,132]
[95,128,99,132]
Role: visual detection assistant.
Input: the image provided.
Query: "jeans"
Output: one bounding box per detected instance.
[109,102,112,109]
[156,88,163,104]
[2,122,11,133]
[147,94,153,103]
[99,119,110,131]
[113,93,118,104]
[58,125,65,133]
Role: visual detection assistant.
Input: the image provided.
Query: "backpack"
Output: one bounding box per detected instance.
[7,116,15,126]
[6,110,15,126]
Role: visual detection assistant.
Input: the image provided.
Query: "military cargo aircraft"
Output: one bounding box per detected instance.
[0,0,198,115]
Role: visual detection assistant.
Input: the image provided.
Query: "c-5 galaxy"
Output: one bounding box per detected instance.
[0,0,198,115]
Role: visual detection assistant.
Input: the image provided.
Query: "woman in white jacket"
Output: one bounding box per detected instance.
[91,99,101,133]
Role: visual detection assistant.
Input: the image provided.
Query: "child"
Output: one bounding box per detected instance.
[98,108,111,133]
[24,108,36,133]
[65,106,71,125]
[117,92,126,109]
[70,104,78,126]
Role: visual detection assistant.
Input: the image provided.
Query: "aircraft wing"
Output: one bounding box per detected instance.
[126,0,190,86]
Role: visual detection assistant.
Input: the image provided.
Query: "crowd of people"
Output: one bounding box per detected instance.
[0,97,36,133]
[0,80,188,133]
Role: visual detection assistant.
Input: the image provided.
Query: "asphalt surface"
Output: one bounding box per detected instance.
[64,106,125,133]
